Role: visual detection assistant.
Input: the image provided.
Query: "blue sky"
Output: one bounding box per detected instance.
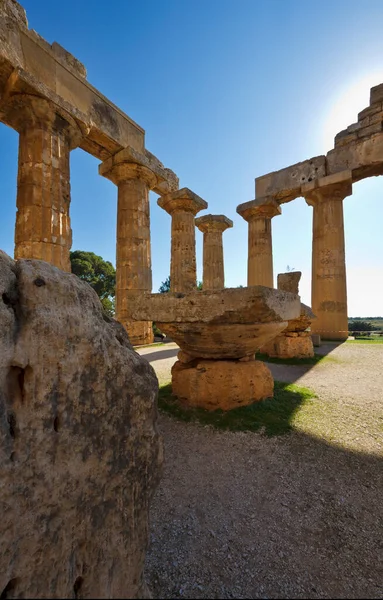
[1,0,383,316]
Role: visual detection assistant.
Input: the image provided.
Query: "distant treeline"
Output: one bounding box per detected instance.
[349,316,383,320]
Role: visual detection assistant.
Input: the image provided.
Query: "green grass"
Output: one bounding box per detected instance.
[346,338,383,344]
[134,342,168,349]
[158,381,316,436]
[255,352,338,365]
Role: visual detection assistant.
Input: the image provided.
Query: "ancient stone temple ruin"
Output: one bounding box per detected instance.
[237,83,383,340]
[127,196,301,411]
[0,0,178,346]
[2,0,383,592]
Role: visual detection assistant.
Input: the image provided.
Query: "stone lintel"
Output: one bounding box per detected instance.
[255,156,327,203]
[195,214,233,233]
[158,188,208,216]
[302,170,352,205]
[99,145,175,189]
[236,197,281,221]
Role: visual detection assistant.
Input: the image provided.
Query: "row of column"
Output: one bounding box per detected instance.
[6,93,234,345]
[237,171,352,341]
[6,93,350,342]
[157,188,233,293]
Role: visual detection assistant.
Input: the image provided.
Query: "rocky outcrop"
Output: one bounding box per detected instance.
[0,252,162,599]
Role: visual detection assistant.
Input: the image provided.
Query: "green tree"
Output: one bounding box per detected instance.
[348,320,374,332]
[70,250,116,317]
[158,276,203,292]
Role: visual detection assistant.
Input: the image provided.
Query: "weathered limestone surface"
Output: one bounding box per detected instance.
[158,188,207,293]
[237,197,281,288]
[100,147,175,346]
[277,271,301,294]
[195,214,233,290]
[172,359,273,410]
[261,332,314,360]
[127,286,300,360]
[2,94,83,271]
[303,171,351,341]
[0,252,162,598]
[260,272,316,358]
[255,156,327,203]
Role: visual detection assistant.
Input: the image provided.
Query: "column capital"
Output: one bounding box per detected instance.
[195,214,233,234]
[302,170,352,206]
[158,187,208,216]
[0,93,85,149]
[99,145,176,190]
[236,196,281,221]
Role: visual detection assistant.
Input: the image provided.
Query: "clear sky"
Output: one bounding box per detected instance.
[1,0,382,317]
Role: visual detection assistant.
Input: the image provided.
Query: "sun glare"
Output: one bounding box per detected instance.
[323,72,383,150]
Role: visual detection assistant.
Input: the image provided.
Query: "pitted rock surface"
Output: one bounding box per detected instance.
[0,251,162,599]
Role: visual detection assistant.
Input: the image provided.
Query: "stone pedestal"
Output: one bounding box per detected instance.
[4,94,83,271]
[195,214,233,290]
[261,330,314,359]
[100,152,159,345]
[126,286,301,411]
[237,197,281,287]
[158,188,207,293]
[260,271,316,359]
[172,357,273,411]
[302,171,352,341]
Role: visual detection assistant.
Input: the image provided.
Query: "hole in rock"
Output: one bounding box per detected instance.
[7,412,16,439]
[53,416,59,432]
[2,293,11,306]
[7,366,27,405]
[73,576,84,599]
[1,578,19,599]
[34,278,46,287]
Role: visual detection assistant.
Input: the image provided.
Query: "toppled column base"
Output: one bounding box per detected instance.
[261,331,314,359]
[171,356,273,411]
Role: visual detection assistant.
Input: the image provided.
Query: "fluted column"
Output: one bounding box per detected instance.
[4,94,83,271]
[237,197,281,287]
[302,171,352,341]
[195,214,233,290]
[100,157,158,345]
[158,188,207,293]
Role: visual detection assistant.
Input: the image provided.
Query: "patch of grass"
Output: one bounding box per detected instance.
[158,381,316,437]
[134,342,168,349]
[255,352,338,365]
[346,338,383,344]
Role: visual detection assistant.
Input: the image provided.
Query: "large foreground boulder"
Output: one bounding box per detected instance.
[0,252,162,599]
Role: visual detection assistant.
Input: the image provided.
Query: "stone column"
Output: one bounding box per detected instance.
[99,157,158,346]
[158,188,207,293]
[302,171,352,341]
[195,214,233,290]
[237,197,281,287]
[5,94,83,271]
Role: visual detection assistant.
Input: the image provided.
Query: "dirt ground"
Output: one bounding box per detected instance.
[138,342,383,599]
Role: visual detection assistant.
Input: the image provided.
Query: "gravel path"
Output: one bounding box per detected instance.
[137,342,383,599]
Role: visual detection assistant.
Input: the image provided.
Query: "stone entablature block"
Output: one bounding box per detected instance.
[0,0,173,179]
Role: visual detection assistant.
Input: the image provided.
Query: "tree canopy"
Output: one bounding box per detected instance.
[70,250,116,317]
[158,275,203,292]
